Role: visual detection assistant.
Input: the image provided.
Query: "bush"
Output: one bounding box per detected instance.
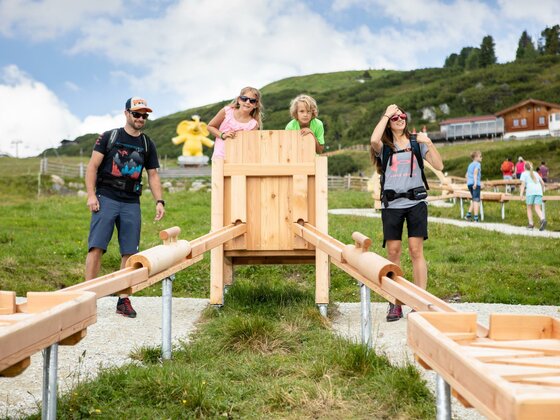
[328,154,359,176]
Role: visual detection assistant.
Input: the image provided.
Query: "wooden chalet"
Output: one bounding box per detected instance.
[496,98,560,139]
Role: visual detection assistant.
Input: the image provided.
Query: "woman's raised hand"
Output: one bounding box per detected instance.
[385,104,399,118]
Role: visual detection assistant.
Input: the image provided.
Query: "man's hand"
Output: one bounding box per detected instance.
[155,202,165,221]
[87,195,99,212]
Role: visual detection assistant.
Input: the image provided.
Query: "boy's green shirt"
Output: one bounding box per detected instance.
[285,118,325,145]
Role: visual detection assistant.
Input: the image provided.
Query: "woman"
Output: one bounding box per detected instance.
[369,104,443,322]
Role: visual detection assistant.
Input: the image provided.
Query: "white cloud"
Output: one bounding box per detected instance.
[0,0,124,40]
[0,65,122,157]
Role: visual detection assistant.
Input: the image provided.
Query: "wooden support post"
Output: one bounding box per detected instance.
[211,159,225,305]
[315,156,329,306]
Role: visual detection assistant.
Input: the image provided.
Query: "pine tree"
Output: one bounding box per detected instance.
[516,30,538,60]
[444,53,459,68]
[479,35,497,67]
[539,25,560,55]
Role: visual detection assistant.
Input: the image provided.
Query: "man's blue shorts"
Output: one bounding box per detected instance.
[88,194,141,255]
[468,184,481,202]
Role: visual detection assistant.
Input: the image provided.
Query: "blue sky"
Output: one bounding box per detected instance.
[0,0,558,157]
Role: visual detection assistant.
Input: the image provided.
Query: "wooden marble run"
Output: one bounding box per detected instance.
[0,291,96,377]
[2,131,559,418]
[408,312,560,419]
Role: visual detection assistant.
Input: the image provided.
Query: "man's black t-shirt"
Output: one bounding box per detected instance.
[93,128,159,203]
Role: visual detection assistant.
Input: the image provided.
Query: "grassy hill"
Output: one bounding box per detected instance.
[45,55,560,158]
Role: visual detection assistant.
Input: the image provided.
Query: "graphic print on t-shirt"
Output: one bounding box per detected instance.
[110,141,144,179]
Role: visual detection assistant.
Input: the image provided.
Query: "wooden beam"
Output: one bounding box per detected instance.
[223,163,315,176]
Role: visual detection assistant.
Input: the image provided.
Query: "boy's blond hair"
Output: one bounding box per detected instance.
[471,150,481,160]
[289,94,318,120]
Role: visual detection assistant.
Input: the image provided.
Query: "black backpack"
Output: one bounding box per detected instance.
[379,134,429,193]
[106,128,149,156]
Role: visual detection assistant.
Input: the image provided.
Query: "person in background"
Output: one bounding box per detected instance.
[465,151,482,222]
[85,97,165,318]
[520,161,547,231]
[285,94,325,153]
[515,156,525,179]
[500,157,515,193]
[539,161,549,183]
[369,104,443,322]
[207,87,263,160]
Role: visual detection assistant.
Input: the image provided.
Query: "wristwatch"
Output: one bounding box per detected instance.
[156,199,165,207]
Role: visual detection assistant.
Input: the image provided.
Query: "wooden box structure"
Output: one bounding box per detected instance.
[0,291,96,376]
[408,312,560,419]
[210,130,329,305]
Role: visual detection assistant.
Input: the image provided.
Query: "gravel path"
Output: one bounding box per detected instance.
[2,214,558,419]
[329,208,560,238]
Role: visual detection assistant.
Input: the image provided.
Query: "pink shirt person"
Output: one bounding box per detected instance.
[212,106,257,159]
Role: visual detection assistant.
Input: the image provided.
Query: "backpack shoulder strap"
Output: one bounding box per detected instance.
[142,134,149,156]
[409,135,429,190]
[106,129,119,154]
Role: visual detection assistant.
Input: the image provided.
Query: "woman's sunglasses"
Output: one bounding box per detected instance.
[129,110,149,120]
[239,95,258,104]
[390,113,407,122]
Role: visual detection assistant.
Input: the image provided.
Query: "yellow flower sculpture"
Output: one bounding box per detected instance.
[172,115,214,157]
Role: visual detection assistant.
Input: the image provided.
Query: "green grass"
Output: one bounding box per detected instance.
[38,277,434,419]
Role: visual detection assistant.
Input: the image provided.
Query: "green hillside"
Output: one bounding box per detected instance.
[47,55,560,158]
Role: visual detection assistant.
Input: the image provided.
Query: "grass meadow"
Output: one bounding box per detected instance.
[1,142,559,418]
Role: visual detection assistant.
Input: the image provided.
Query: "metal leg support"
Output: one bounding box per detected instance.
[459,198,464,218]
[318,304,328,318]
[436,374,451,420]
[501,202,505,220]
[162,275,174,361]
[479,200,484,221]
[360,283,372,348]
[542,202,546,219]
[42,343,59,420]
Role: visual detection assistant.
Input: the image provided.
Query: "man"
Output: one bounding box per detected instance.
[85,97,165,317]
[500,157,515,193]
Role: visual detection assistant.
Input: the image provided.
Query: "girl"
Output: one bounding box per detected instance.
[370,104,443,322]
[519,161,547,230]
[465,151,482,222]
[207,87,263,159]
[285,94,324,153]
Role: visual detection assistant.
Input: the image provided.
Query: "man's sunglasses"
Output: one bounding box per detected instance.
[239,95,258,104]
[390,113,407,122]
[128,110,149,120]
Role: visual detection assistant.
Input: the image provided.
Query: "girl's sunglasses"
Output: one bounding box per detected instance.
[390,113,407,122]
[239,95,258,104]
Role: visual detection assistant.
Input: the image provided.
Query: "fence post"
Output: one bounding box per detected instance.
[346,174,351,190]
[79,162,84,178]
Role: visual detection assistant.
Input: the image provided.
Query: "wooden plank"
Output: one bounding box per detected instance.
[225,250,316,257]
[484,363,560,380]
[223,163,316,176]
[332,259,396,304]
[128,255,203,294]
[278,176,293,250]
[210,159,225,305]
[489,314,554,340]
[0,291,16,315]
[260,176,280,249]
[60,267,148,298]
[292,223,344,261]
[492,356,560,369]
[230,256,316,265]
[230,175,247,249]
[461,346,545,362]
[246,177,261,250]
[470,339,560,355]
[189,224,247,257]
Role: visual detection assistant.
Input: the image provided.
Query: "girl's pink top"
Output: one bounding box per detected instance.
[212,106,258,159]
